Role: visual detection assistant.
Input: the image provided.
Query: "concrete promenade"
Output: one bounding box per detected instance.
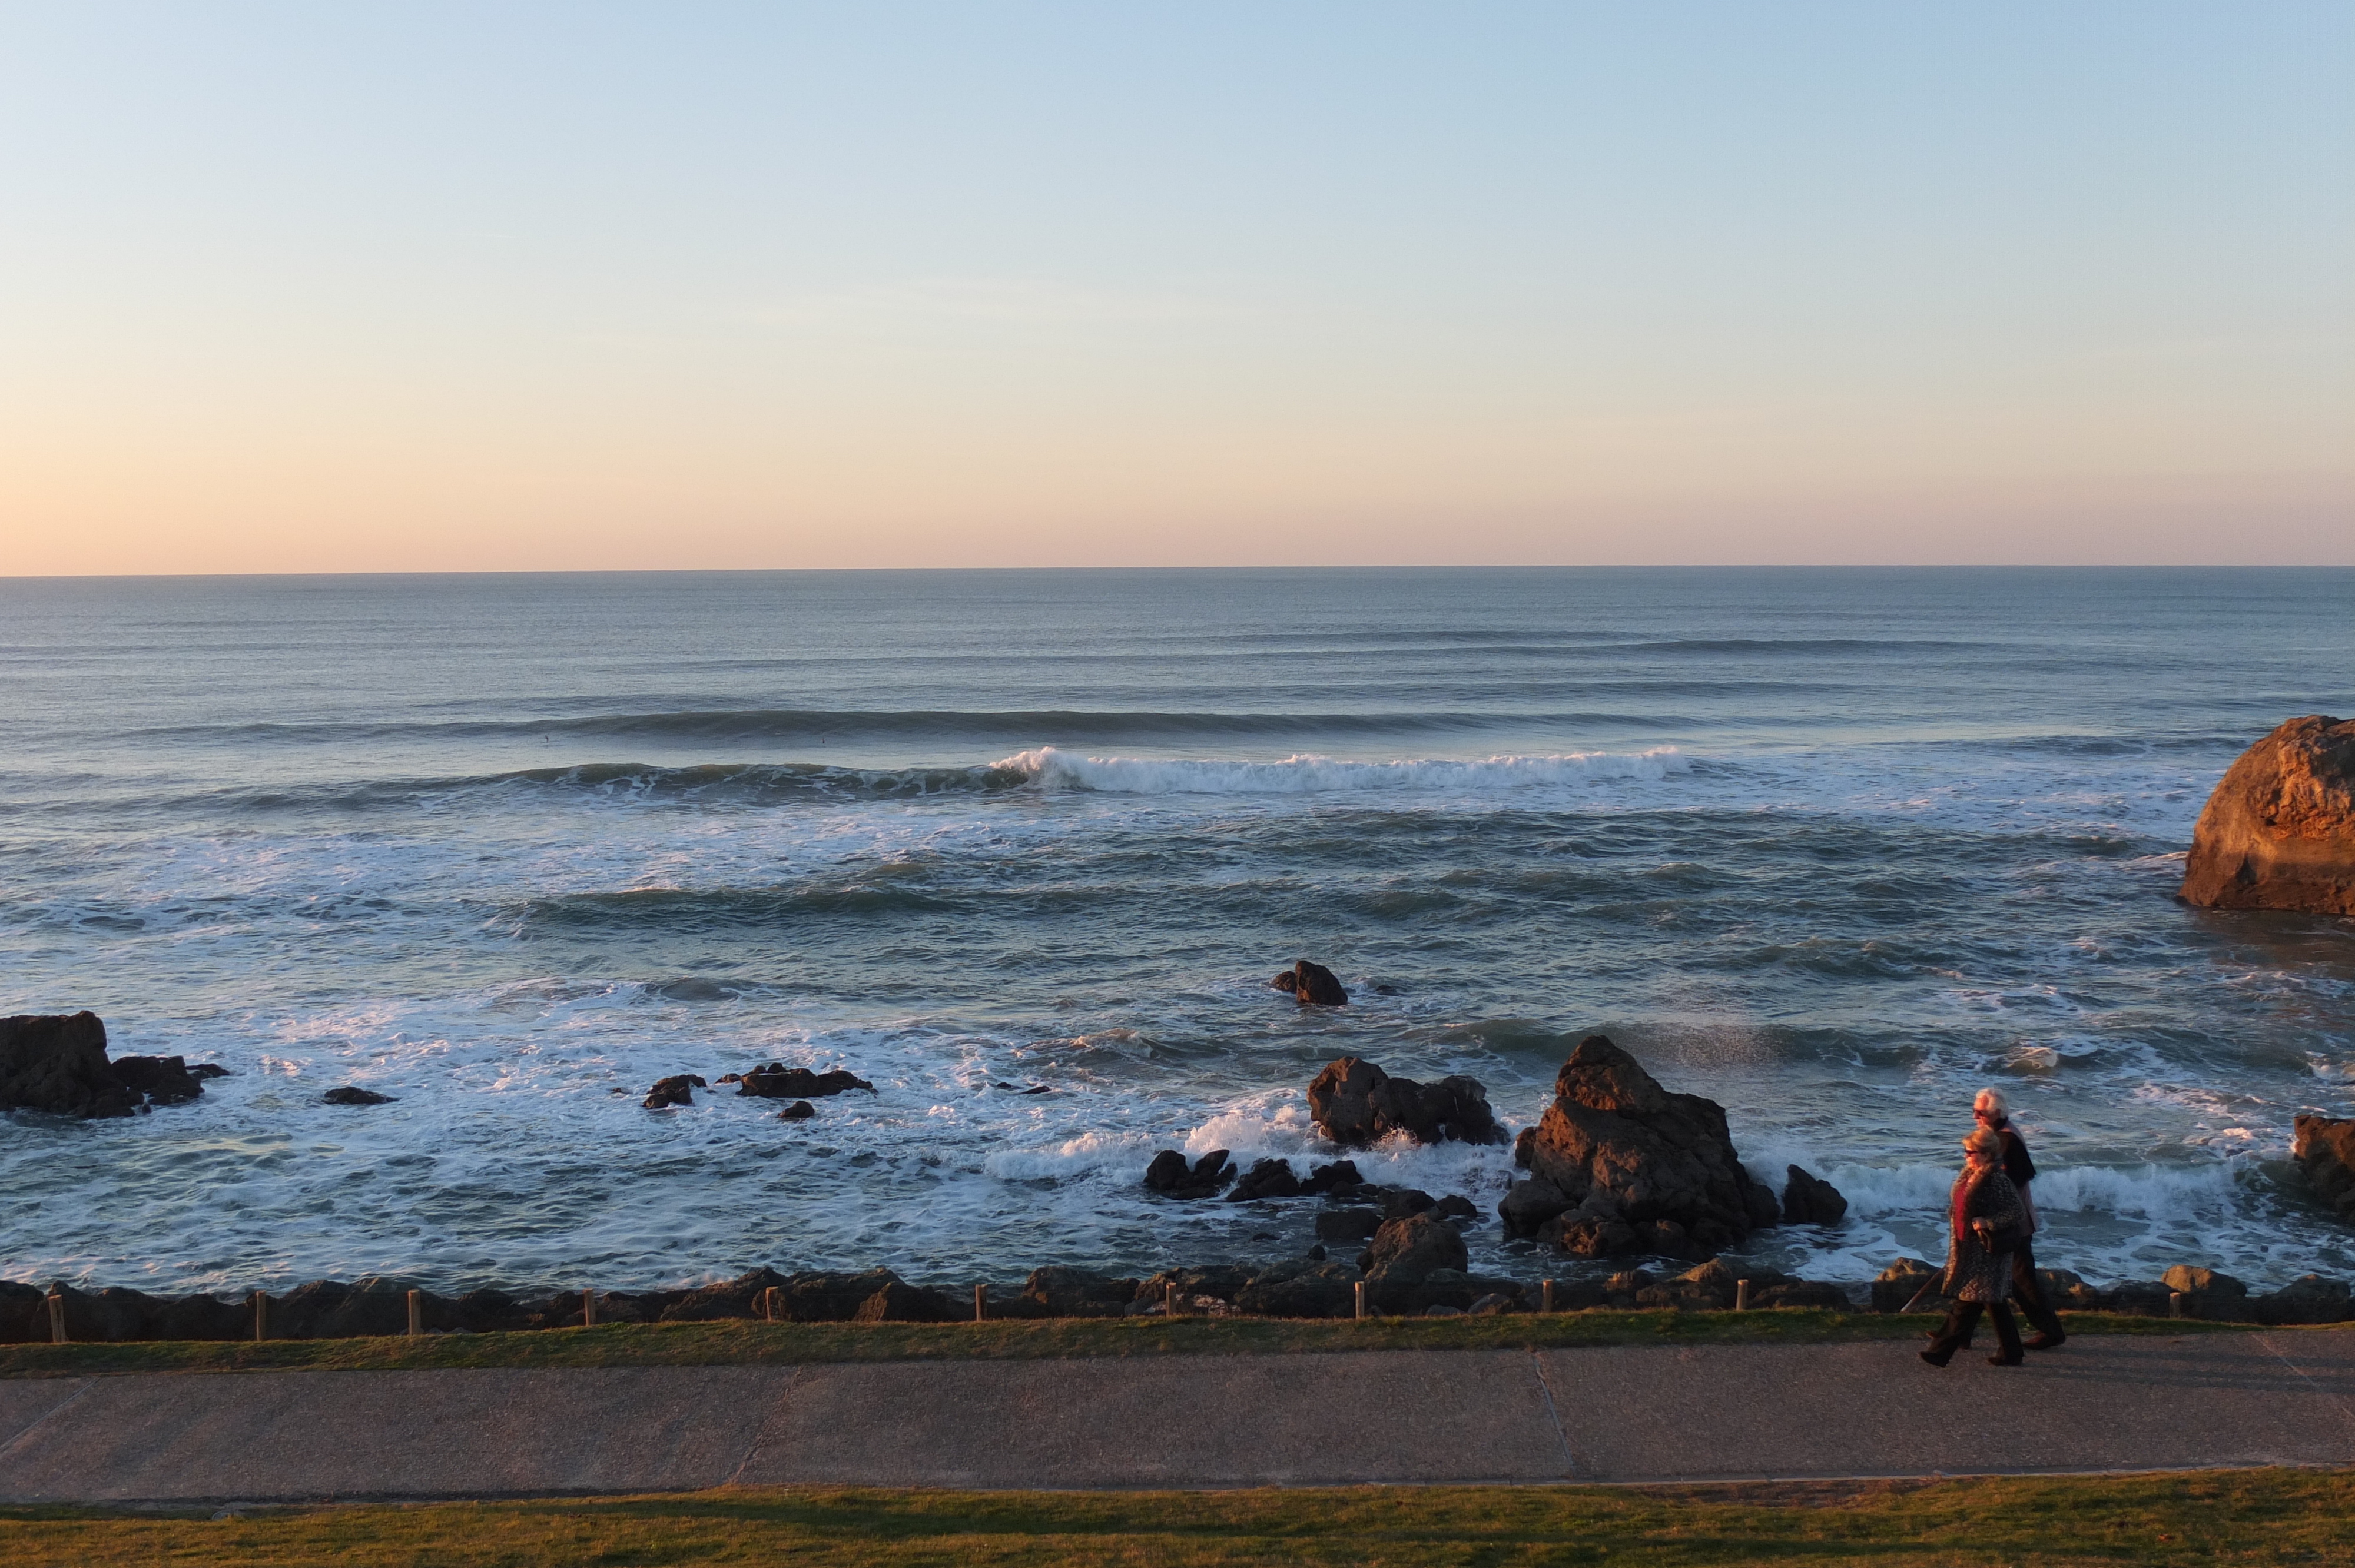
[3,1329,2352,1504]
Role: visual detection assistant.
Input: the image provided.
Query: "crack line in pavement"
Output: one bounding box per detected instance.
[0,1379,95,1477]
[2256,1333,2355,1451]
[724,1367,802,1488]
[1528,1351,1577,1480]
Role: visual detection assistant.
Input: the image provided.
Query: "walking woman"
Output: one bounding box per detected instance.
[1975,1087,2066,1348]
[1921,1126,2027,1367]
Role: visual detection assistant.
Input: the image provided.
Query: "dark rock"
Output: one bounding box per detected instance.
[656,1267,788,1323]
[1020,1266,1140,1319]
[1277,959,1348,1006]
[1315,1207,1382,1243]
[187,1062,230,1079]
[642,1074,704,1108]
[324,1086,397,1106]
[853,1280,960,1323]
[2161,1265,2253,1321]
[2294,1114,2355,1221]
[448,1288,531,1334]
[2255,1274,2354,1326]
[1305,1056,1506,1148]
[1134,1265,1253,1305]
[764,1270,903,1323]
[1498,1173,1576,1235]
[1143,1148,1234,1199]
[739,1064,876,1099]
[1376,1187,1438,1221]
[1236,1259,1361,1318]
[1467,1293,1516,1316]
[1750,1280,1852,1311]
[2180,715,2355,916]
[1425,1304,1464,1318]
[111,1055,208,1106]
[2036,1268,2104,1312]
[0,1012,135,1118]
[778,1100,817,1121]
[1781,1165,1849,1227]
[0,1281,47,1343]
[1365,1212,1469,1284]
[42,1284,158,1342]
[2105,1280,2175,1317]
[148,1292,255,1341]
[1513,1126,1535,1168]
[1302,1160,1363,1194]
[1870,1257,1945,1314]
[1434,1194,1478,1224]
[1518,1035,1778,1254]
[1226,1158,1303,1202]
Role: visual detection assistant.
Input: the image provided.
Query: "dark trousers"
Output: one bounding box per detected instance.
[1925,1298,2023,1364]
[2009,1237,2065,1340]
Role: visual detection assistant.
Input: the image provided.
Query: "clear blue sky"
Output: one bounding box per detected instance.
[2,2,2348,570]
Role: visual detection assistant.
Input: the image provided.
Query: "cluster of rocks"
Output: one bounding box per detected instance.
[1870,1258,2355,1325]
[647,1063,878,1117]
[1,1012,227,1118]
[1306,1056,1507,1147]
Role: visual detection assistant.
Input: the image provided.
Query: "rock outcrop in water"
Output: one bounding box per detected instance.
[1143,1148,1235,1199]
[1305,1057,1507,1148]
[1781,1164,1849,1226]
[1497,1035,1779,1257]
[2181,715,2355,916]
[642,1074,705,1109]
[0,1012,223,1118]
[1272,959,1348,1006]
[2293,1114,2355,1221]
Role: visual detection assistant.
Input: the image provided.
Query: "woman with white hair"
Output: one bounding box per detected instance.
[1975,1087,2066,1350]
[1920,1125,2028,1367]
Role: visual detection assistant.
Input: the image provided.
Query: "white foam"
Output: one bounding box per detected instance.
[991,746,1689,796]
[1804,1158,2241,1220]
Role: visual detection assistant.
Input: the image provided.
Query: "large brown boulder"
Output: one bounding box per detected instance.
[1499,1035,1778,1255]
[0,1012,136,1118]
[2294,1114,2355,1220]
[1305,1057,1506,1148]
[2181,716,2355,916]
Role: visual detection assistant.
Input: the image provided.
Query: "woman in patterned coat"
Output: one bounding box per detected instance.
[1920,1126,2026,1367]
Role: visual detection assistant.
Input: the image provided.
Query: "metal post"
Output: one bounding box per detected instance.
[1354,1280,1366,1320]
[46,1288,65,1345]
[1735,1278,1750,1312]
[1541,1278,1554,1314]
[406,1290,423,1336]
[973,1283,986,1323]
[251,1290,268,1343]
[582,1288,597,1328]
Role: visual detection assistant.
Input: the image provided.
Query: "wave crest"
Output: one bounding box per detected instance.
[994,746,1688,796]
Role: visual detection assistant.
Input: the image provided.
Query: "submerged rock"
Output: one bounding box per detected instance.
[777,1099,817,1121]
[111,1055,210,1106]
[1143,1148,1234,1199]
[738,1064,877,1099]
[1305,1057,1507,1148]
[1504,1035,1778,1255]
[1226,1158,1304,1202]
[1272,959,1349,1006]
[642,1074,704,1109]
[324,1086,397,1106]
[2181,715,2355,916]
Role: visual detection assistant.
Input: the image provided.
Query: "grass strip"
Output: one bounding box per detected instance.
[1,1469,2345,1566]
[0,1308,2243,1377]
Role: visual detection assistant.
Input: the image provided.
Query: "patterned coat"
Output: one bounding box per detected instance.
[1941,1168,2023,1303]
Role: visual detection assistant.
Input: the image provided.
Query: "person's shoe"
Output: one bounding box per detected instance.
[2025,1332,2065,1351]
[1987,1354,2023,1366]
[1919,1350,1951,1368]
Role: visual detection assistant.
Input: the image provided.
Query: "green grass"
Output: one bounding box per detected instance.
[1,1470,2344,1566]
[0,1308,2244,1378]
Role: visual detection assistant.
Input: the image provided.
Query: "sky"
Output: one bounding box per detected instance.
[1,3,2349,573]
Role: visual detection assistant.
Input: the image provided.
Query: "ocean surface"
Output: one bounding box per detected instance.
[4,567,2353,1300]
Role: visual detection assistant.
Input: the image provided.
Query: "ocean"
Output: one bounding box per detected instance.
[3,567,2351,1298]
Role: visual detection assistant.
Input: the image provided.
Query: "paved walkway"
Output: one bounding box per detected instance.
[3,1330,2353,1503]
